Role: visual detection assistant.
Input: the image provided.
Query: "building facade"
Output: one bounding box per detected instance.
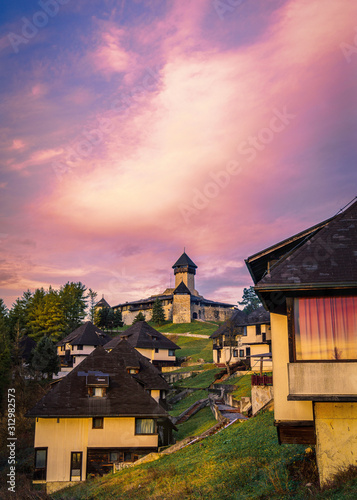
[100,252,237,324]
[246,199,357,485]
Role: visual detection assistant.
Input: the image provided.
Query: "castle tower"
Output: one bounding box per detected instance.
[172,252,197,294]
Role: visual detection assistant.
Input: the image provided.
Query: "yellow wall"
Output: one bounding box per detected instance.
[151,389,160,402]
[270,313,313,422]
[135,347,175,362]
[34,417,158,482]
[314,403,357,485]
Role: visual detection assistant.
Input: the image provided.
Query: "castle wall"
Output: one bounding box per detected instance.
[118,302,173,326]
[203,305,235,322]
[174,270,195,293]
[172,295,191,323]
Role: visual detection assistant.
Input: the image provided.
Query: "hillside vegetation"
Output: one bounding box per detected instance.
[53,409,357,500]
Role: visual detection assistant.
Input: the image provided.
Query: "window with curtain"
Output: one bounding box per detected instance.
[135,418,155,434]
[294,297,357,360]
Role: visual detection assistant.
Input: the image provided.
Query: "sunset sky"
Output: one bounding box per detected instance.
[0,0,356,310]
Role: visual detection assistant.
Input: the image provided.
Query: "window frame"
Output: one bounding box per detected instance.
[70,451,83,481]
[287,294,357,363]
[92,417,104,429]
[34,447,47,481]
[168,349,175,356]
[135,418,157,435]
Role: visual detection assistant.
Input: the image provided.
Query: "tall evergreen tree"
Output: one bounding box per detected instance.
[151,298,166,326]
[27,287,66,342]
[87,289,98,323]
[31,336,59,379]
[8,290,33,340]
[132,311,145,324]
[238,287,262,315]
[60,282,87,334]
[113,309,123,329]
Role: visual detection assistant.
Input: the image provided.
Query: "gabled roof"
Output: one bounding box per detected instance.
[173,281,191,295]
[95,297,111,308]
[56,321,112,347]
[26,346,167,418]
[109,321,180,351]
[255,199,357,290]
[244,306,270,325]
[210,309,247,338]
[172,252,197,269]
[107,339,170,391]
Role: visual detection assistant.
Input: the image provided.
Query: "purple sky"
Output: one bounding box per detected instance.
[0,0,356,309]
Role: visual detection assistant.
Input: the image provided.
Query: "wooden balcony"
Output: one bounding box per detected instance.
[288,362,357,402]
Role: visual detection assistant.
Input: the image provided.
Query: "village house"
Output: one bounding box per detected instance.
[55,322,112,377]
[99,252,237,324]
[105,338,170,408]
[26,346,175,494]
[245,199,357,485]
[210,307,272,370]
[105,320,180,370]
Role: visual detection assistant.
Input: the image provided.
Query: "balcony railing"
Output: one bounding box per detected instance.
[251,374,273,386]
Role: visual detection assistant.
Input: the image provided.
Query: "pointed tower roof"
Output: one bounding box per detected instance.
[173,281,192,295]
[172,251,197,269]
[95,297,111,308]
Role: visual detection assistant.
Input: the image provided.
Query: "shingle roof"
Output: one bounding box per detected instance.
[210,309,247,338]
[56,321,112,347]
[244,306,270,325]
[95,297,111,308]
[172,252,197,269]
[173,282,191,295]
[109,321,180,351]
[26,346,167,418]
[256,199,357,289]
[107,339,170,391]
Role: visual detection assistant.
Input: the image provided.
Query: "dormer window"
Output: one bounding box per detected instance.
[127,368,139,375]
[86,374,109,397]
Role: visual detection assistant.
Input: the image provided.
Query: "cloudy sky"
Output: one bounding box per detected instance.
[0,0,356,310]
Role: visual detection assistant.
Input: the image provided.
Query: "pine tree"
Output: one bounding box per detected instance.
[88,289,98,323]
[133,311,145,324]
[113,309,123,329]
[31,336,59,379]
[238,287,262,315]
[151,298,166,326]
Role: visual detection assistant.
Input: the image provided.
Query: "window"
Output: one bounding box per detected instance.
[70,452,82,481]
[293,296,357,360]
[233,349,238,357]
[256,325,261,335]
[92,417,103,429]
[155,348,159,353]
[34,448,47,481]
[239,349,245,357]
[109,452,119,462]
[77,345,83,350]
[168,349,175,356]
[61,346,65,351]
[135,418,156,434]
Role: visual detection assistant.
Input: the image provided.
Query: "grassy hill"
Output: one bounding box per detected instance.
[52,409,357,500]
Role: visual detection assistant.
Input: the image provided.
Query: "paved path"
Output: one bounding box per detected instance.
[163,332,210,338]
[217,403,247,421]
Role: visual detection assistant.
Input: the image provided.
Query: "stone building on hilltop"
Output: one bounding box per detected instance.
[99,252,237,324]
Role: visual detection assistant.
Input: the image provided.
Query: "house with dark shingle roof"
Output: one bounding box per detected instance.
[27,345,175,494]
[98,251,237,324]
[210,307,271,369]
[105,338,170,407]
[105,321,180,369]
[55,321,112,377]
[245,198,357,486]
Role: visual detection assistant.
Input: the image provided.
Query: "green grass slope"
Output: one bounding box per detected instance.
[52,409,357,500]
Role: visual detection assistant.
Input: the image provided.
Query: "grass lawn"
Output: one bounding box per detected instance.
[156,320,220,336]
[171,336,214,363]
[174,407,217,441]
[174,368,221,389]
[169,390,208,417]
[219,373,253,399]
[53,409,357,500]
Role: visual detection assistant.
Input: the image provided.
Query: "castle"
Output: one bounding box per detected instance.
[100,252,237,324]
